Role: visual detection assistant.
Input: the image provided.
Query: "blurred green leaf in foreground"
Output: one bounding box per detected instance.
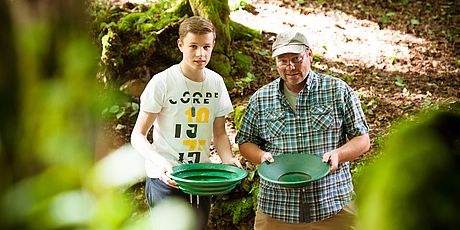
[0,1,194,229]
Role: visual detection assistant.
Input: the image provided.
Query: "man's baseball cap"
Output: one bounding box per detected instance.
[271,31,309,57]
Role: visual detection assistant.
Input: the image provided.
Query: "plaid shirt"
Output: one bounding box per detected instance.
[236,71,369,223]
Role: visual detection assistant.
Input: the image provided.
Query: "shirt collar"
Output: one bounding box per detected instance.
[277,70,315,95]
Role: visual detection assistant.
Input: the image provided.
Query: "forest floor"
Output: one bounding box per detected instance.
[100,0,459,228]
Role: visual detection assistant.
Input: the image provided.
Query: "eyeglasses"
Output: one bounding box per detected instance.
[276,52,307,68]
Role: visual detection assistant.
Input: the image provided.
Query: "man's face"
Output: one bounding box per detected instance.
[276,48,312,92]
[178,32,214,71]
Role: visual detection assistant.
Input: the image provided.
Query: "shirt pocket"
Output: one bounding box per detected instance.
[261,110,285,139]
[310,105,333,131]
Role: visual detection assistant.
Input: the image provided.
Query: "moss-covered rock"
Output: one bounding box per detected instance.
[208,53,231,77]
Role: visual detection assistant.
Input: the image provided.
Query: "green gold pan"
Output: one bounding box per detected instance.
[258,154,330,188]
[171,163,247,196]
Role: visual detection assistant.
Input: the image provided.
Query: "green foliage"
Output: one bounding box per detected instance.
[373,134,386,149]
[103,102,139,120]
[410,18,420,25]
[381,15,390,24]
[350,160,367,186]
[230,50,253,89]
[234,51,252,74]
[92,1,182,82]
[222,194,257,224]
[0,1,156,228]
[229,0,252,11]
[258,50,268,57]
[381,12,396,24]
[394,76,405,87]
[400,0,410,5]
[101,29,114,60]
[117,5,180,34]
[211,168,259,227]
[455,60,460,67]
[233,105,247,130]
[386,12,397,17]
[100,27,124,78]
[389,56,398,64]
[209,53,232,77]
[128,32,158,56]
[313,53,321,62]
[361,98,378,116]
[235,72,256,89]
[316,0,326,5]
[356,109,460,230]
[118,12,145,33]
[342,74,354,83]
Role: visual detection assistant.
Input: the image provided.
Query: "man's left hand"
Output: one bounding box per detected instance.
[322,150,340,173]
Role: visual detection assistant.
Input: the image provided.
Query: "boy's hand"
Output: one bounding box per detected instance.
[158,160,178,188]
[222,157,243,168]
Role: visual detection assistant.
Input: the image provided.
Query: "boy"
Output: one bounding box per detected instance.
[131,16,241,229]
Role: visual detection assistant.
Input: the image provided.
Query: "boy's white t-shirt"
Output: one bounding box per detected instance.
[140,64,234,178]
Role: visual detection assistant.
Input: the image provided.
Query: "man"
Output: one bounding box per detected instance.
[131,16,241,230]
[236,31,370,229]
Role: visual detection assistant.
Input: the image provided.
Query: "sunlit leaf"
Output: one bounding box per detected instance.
[258,50,267,56]
[422,99,432,107]
[390,56,398,64]
[109,105,120,113]
[410,19,420,25]
[386,12,397,17]
[313,54,321,62]
[454,60,460,67]
[381,16,390,24]
[395,76,405,87]
[116,110,125,119]
[115,124,126,130]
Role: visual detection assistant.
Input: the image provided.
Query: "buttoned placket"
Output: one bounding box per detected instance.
[297,88,310,223]
[299,188,310,222]
[279,79,313,223]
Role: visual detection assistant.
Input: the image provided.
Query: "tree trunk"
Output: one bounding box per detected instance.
[189,0,231,53]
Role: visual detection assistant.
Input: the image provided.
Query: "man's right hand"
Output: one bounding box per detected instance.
[261,152,274,164]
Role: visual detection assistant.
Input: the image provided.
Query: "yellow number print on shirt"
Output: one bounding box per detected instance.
[175,107,211,163]
[186,107,210,123]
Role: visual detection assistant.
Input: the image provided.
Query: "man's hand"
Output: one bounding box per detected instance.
[322,150,340,173]
[322,134,370,173]
[261,152,274,164]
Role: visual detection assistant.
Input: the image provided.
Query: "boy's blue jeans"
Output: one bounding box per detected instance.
[145,177,211,230]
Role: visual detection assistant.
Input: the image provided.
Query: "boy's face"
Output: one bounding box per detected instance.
[178,32,215,70]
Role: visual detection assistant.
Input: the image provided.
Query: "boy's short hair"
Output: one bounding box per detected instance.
[178,16,216,40]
